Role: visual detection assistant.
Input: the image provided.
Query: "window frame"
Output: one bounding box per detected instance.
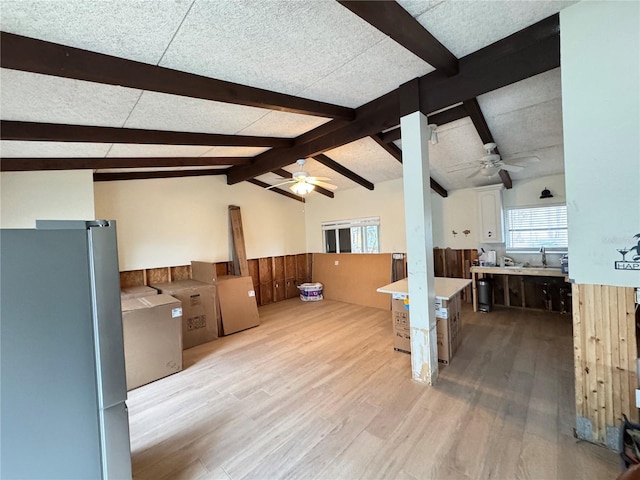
[504,203,568,254]
[322,217,380,254]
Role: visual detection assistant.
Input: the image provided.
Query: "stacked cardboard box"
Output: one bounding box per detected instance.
[391,293,462,364]
[121,294,183,390]
[435,295,461,364]
[191,261,259,336]
[120,285,158,300]
[151,279,218,349]
[391,296,411,353]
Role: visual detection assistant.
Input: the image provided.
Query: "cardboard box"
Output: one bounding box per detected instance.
[216,275,260,335]
[151,280,218,349]
[391,298,411,353]
[391,294,461,364]
[121,294,183,390]
[120,285,158,300]
[191,261,222,334]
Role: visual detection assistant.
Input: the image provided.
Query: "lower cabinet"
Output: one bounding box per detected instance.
[490,274,572,313]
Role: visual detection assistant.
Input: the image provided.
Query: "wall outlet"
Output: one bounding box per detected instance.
[334,260,339,266]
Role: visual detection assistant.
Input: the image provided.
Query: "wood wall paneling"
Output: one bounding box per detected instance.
[273,256,285,282]
[296,253,310,283]
[170,265,191,282]
[247,259,260,305]
[573,283,638,449]
[120,270,145,288]
[146,267,169,285]
[312,253,392,310]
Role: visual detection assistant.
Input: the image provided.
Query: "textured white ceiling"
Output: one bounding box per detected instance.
[0,0,191,64]
[0,69,141,126]
[0,141,112,158]
[404,0,578,58]
[0,0,573,194]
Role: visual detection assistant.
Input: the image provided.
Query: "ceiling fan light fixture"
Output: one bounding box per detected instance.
[480,165,501,176]
[428,124,438,145]
[290,182,315,195]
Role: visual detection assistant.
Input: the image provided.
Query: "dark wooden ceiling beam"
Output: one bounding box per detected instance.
[337,1,458,76]
[313,154,374,190]
[378,104,470,143]
[370,134,403,163]
[463,98,512,189]
[1,157,250,171]
[247,179,305,203]
[93,169,227,182]
[0,120,290,147]
[370,134,448,198]
[226,14,559,184]
[270,168,334,198]
[0,32,354,120]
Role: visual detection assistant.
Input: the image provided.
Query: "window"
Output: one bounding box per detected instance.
[505,205,568,252]
[322,217,380,253]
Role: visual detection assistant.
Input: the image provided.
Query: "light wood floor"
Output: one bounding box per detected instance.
[128,298,620,480]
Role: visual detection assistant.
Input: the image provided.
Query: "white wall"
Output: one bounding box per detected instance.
[94,175,306,271]
[0,170,95,228]
[304,178,406,253]
[561,1,640,287]
[305,173,568,262]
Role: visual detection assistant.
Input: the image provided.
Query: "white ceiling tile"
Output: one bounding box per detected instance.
[106,144,215,158]
[412,1,577,58]
[299,37,434,108]
[235,111,331,138]
[96,166,229,173]
[477,68,562,119]
[159,0,386,98]
[324,137,403,185]
[487,98,564,156]
[201,146,270,157]
[397,0,446,18]
[123,91,268,134]
[0,0,192,64]
[0,141,111,157]
[0,69,141,126]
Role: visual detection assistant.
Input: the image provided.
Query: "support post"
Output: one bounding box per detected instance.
[400,106,438,385]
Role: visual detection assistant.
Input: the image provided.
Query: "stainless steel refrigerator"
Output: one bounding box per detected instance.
[1,220,132,479]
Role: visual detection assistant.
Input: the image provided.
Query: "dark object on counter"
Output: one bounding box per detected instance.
[477,278,492,312]
[561,254,569,274]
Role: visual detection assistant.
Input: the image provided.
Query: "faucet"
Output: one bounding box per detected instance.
[540,246,547,268]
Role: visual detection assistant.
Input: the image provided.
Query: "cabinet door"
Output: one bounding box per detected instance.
[477,187,504,243]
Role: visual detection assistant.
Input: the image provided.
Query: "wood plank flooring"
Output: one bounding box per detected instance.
[128,299,620,480]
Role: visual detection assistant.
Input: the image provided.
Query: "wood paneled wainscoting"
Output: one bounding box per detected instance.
[572,283,639,449]
[119,253,312,307]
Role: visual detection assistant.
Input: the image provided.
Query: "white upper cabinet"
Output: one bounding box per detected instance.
[476,184,504,243]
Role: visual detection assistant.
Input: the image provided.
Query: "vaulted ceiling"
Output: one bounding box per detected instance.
[0,0,573,201]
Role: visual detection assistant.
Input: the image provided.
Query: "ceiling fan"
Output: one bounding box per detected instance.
[448,143,539,178]
[266,159,338,195]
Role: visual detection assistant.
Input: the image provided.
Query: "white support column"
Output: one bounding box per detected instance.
[400,110,438,385]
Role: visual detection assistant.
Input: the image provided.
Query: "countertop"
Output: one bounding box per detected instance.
[470,265,567,278]
[377,277,471,299]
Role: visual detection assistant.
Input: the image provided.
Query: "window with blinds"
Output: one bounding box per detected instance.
[505,205,568,252]
[322,217,380,253]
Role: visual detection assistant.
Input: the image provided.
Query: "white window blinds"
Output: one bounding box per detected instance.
[506,205,568,250]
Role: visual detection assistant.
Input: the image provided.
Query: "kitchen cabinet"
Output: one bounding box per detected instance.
[476,184,504,243]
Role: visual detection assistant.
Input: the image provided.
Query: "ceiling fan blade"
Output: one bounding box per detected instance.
[465,168,484,179]
[502,154,540,164]
[305,176,332,182]
[447,163,478,173]
[265,179,296,190]
[500,163,525,172]
[308,179,338,190]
